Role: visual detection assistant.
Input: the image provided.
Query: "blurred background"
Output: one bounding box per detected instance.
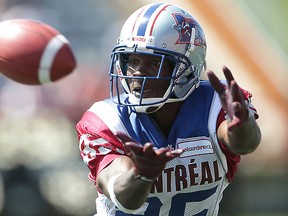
[0,0,287,215]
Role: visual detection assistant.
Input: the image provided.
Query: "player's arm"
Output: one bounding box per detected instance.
[96,155,154,212]
[96,133,183,212]
[207,66,261,155]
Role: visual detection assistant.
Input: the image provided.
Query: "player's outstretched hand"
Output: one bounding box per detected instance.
[207,66,249,131]
[116,132,183,180]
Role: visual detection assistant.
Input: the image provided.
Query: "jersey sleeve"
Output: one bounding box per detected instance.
[76,110,126,182]
[216,87,259,182]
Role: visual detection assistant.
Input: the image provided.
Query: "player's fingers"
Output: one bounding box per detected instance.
[231,81,245,104]
[124,142,144,154]
[234,101,249,120]
[233,102,242,114]
[154,148,170,160]
[222,66,235,88]
[207,70,226,94]
[170,148,184,156]
[143,143,155,157]
[116,132,137,144]
[123,144,132,156]
[159,149,184,161]
[166,149,184,160]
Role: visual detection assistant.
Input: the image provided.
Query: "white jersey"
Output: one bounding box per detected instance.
[76,81,256,215]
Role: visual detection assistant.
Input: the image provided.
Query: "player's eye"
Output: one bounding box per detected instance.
[128,58,139,66]
[149,59,162,71]
[152,61,161,67]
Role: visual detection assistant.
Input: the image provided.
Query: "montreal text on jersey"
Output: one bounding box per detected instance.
[150,159,222,193]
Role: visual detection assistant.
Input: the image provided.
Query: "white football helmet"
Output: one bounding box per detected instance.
[109,2,207,113]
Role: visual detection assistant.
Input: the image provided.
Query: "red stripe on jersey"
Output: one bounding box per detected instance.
[215,88,257,182]
[77,111,124,150]
[76,111,125,181]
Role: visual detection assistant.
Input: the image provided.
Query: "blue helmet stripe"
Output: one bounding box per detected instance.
[137,2,164,36]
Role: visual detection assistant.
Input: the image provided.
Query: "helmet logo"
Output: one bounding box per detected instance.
[172,13,197,44]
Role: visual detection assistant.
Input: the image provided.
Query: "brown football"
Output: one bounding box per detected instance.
[0,19,77,85]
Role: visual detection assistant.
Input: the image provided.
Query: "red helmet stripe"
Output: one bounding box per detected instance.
[132,7,146,35]
[149,4,172,36]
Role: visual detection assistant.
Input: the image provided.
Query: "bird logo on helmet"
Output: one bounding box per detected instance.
[172,13,206,47]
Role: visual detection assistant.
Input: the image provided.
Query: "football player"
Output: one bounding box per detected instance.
[76,2,261,215]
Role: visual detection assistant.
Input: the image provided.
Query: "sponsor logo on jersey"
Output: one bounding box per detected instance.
[177,137,214,157]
